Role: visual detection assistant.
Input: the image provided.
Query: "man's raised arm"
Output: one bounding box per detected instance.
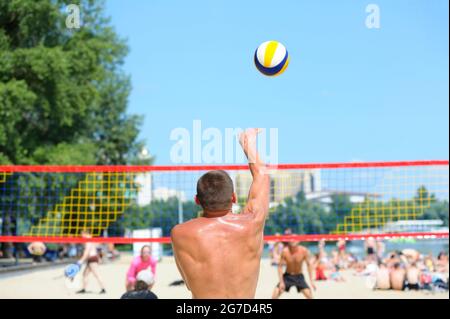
[240,128,270,224]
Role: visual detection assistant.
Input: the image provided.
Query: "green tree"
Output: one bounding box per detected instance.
[414,185,436,206]
[0,0,152,256]
[422,201,449,227]
[115,198,202,237]
[415,186,448,227]
[0,0,149,165]
[265,191,336,235]
[329,194,353,218]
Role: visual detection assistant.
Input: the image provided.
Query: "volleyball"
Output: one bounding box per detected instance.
[254,40,289,76]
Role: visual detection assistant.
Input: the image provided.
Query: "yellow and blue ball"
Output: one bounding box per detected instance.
[254,41,289,76]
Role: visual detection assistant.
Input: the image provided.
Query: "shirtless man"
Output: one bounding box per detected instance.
[27,242,46,263]
[375,263,390,290]
[390,262,406,291]
[406,262,421,290]
[272,242,316,299]
[171,128,269,299]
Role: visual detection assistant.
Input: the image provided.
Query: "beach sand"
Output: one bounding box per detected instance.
[0,254,448,299]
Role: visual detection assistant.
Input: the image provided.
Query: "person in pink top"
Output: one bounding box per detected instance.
[126,245,157,291]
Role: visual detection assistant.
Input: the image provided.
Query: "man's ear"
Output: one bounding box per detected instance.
[232,192,237,204]
[195,195,201,206]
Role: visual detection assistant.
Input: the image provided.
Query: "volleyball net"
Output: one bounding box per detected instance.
[0,160,448,244]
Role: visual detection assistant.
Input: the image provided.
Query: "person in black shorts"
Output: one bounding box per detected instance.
[365,238,377,262]
[405,262,421,291]
[279,272,310,292]
[272,241,316,299]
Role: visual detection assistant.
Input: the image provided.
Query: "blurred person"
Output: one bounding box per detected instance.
[58,244,69,259]
[424,253,435,272]
[44,242,59,262]
[420,271,433,291]
[337,239,346,257]
[126,245,157,291]
[390,263,406,291]
[406,262,421,290]
[107,243,120,261]
[317,239,330,265]
[121,269,158,299]
[385,251,401,269]
[318,239,326,257]
[364,238,377,262]
[431,272,449,291]
[76,229,106,294]
[314,253,327,281]
[358,260,378,277]
[272,241,316,299]
[375,263,390,290]
[281,228,293,247]
[330,250,339,269]
[347,253,358,268]
[353,260,367,273]
[27,242,46,264]
[269,236,284,266]
[436,252,449,274]
[329,265,345,282]
[402,249,420,264]
[68,244,77,258]
[376,239,385,261]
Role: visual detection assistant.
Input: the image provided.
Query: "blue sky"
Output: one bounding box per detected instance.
[105,0,449,165]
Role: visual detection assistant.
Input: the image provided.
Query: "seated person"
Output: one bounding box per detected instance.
[357,261,378,276]
[436,252,449,274]
[314,253,327,281]
[121,270,158,299]
[329,265,345,282]
[406,262,421,290]
[390,263,406,291]
[375,263,390,290]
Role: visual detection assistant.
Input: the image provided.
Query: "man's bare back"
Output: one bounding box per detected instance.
[171,129,269,299]
[171,210,264,298]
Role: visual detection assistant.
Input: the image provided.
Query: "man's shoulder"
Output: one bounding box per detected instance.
[172,215,257,238]
[171,218,203,238]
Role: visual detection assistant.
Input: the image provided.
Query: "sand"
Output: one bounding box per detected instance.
[0,254,448,299]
